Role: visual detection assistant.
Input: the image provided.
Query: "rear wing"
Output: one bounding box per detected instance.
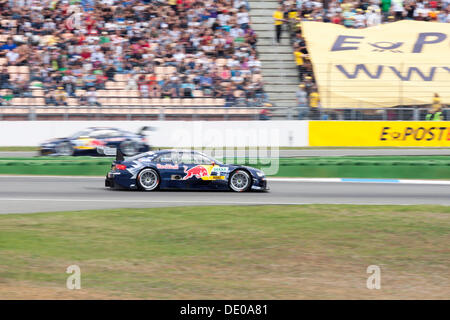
[137,126,155,135]
[116,148,125,162]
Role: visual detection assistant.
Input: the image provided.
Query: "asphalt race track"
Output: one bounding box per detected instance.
[1,148,450,158]
[1,176,449,214]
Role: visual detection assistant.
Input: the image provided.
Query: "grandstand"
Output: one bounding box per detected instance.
[0,0,267,120]
[0,0,448,121]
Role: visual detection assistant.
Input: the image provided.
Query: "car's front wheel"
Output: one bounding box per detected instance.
[137,168,160,191]
[229,170,252,192]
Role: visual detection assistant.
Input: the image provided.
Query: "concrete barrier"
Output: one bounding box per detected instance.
[0,121,309,147]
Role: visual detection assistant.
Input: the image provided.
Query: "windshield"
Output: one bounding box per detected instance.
[195,152,222,165]
[69,130,91,139]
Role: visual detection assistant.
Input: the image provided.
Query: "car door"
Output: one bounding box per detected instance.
[180,151,225,189]
[175,151,201,189]
[194,152,230,189]
[100,129,125,148]
[152,151,184,188]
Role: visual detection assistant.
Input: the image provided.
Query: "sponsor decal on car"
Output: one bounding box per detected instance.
[105,137,125,142]
[211,166,229,173]
[156,163,179,170]
[182,165,226,180]
[73,138,105,150]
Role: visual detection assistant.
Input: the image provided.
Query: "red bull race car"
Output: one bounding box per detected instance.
[39,127,151,156]
[105,149,268,192]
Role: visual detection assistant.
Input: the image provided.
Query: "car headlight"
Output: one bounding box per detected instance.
[256,171,265,177]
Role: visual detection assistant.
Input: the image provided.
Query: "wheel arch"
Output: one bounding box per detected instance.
[228,167,253,192]
[136,166,161,191]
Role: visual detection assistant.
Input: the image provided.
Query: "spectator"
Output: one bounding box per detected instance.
[54,87,68,106]
[392,0,405,20]
[296,84,308,120]
[105,64,116,82]
[138,75,150,98]
[181,78,195,98]
[259,103,273,120]
[0,38,17,52]
[294,46,307,81]
[426,93,444,120]
[0,89,13,106]
[309,88,321,119]
[44,90,58,106]
[426,107,444,121]
[273,6,286,44]
[0,67,11,89]
[237,6,250,30]
[6,48,20,65]
[86,87,101,107]
[78,92,88,106]
[381,0,392,20]
[125,74,138,91]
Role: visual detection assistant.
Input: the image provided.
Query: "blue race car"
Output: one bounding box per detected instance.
[39,127,151,156]
[105,149,268,192]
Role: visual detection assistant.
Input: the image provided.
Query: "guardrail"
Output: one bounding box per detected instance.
[0,106,261,121]
[305,107,450,121]
[0,105,448,121]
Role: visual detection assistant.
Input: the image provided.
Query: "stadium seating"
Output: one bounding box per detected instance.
[0,0,268,116]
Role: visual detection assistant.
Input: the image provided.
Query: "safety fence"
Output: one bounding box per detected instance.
[0,106,448,121]
[0,106,260,121]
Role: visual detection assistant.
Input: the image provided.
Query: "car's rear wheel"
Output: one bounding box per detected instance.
[120,140,139,156]
[56,142,74,156]
[137,168,160,191]
[229,170,251,192]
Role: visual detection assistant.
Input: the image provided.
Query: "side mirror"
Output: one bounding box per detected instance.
[211,162,216,166]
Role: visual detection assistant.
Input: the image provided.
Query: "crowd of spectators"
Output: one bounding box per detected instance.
[274,0,450,119]
[0,0,268,108]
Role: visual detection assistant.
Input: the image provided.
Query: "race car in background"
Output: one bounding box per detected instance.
[39,127,152,156]
[105,149,268,192]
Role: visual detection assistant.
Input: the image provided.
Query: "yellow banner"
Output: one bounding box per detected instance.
[301,21,450,109]
[309,121,450,147]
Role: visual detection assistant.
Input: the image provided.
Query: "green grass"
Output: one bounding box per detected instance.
[0,205,449,299]
[1,155,450,179]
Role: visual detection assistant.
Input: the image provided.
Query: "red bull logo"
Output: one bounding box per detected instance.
[182,165,209,180]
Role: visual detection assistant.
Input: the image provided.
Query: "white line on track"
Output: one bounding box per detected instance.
[0,198,311,205]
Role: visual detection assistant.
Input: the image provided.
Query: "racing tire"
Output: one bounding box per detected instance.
[120,140,139,156]
[56,142,74,156]
[229,170,252,192]
[137,168,160,191]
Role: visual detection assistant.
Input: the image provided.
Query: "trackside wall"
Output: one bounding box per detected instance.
[0,121,309,147]
[2,120,450,147]
[309,121,450,147]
